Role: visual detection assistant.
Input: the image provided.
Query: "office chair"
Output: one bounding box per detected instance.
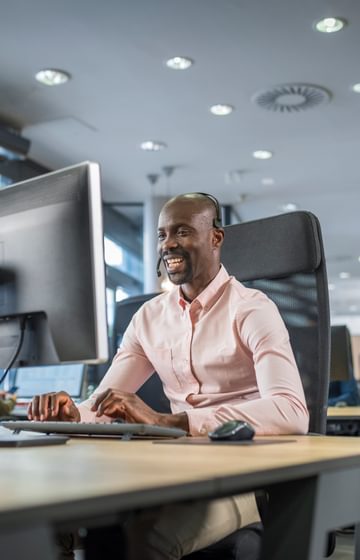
[112,211,333,560]
[186,210,332,560]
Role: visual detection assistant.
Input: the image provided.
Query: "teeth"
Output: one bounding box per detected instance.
[167,258,183,264]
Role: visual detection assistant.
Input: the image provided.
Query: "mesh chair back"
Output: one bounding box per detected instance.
[221,211,330,433]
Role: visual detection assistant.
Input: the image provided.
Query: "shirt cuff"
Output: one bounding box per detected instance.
[185,408,218,436]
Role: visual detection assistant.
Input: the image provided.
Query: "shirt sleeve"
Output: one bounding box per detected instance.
[78,315,155,422]
[186,298,310,436]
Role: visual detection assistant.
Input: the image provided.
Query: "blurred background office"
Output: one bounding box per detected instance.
[0,0,359,392]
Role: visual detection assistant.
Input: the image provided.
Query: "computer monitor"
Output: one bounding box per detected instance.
[330,325,354,381]
[0,161,109,371]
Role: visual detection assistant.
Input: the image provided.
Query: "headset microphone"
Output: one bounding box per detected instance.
[156,257,162,277]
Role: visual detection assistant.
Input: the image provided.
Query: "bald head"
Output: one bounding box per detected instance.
[161,193,221,229]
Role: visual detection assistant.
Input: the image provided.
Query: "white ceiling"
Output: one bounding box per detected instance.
[1,0,359,326]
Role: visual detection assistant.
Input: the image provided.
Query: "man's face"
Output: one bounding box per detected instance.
[157,199,222,290]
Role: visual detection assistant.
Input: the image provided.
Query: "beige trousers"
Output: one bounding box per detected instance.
[125,492,260,560]
[57,492,260,560]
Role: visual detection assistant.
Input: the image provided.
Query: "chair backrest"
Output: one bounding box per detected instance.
[221,211,330,434]
[114,293,171,413]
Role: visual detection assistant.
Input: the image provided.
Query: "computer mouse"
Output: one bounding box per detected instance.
[208,420,255,442]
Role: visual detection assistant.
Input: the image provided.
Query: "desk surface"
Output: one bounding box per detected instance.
[327,406,360,418]
[1,434,360,528]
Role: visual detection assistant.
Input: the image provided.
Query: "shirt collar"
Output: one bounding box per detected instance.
[178,265,231,311]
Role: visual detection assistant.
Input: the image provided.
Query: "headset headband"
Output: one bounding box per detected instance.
[195,192,222,228]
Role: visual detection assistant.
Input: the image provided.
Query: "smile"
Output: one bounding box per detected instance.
[165,257,185,271]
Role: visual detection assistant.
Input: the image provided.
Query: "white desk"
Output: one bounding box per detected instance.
[1,435,360,559]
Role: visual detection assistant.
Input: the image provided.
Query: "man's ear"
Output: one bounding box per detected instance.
[212,228,225,249]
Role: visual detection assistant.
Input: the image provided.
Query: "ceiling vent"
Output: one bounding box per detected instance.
[252,84,331,112]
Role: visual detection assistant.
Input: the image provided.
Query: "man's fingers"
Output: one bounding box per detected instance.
[39,394,52,420]
[27,391,77,421]
[95,394,126,418]
[96,393,120,416]
[27,400,34,420]
[29,395,41,420]
[50,393,60,417]
[91,389,110,411]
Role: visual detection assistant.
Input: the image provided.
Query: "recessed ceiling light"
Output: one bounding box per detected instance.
[314,17,346,33]
[352,83,360,93]
[210,104,234,116]
[166,56,193,70]
[280,203,298,212]
[253,150,273,160]
[261,177,275,186]
[140,140,167,151]
[339,272,350,279]
[35,68,71,86]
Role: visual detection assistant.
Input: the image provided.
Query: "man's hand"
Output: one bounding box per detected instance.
[28,391,80,422]
[91,389,189,432]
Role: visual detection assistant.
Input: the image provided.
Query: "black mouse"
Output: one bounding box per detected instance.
[208,420,255,441]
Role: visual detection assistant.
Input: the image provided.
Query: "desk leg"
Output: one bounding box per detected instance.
[263,467,360,560]
[261,476,320,560]
[0,524,56,560]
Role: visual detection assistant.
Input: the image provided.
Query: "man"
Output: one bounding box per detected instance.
[29,193,309,559]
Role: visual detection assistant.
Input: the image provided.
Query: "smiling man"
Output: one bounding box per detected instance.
[29,193,309,560]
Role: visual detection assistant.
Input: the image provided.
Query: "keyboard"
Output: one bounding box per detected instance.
[0,426,68,447]
[1,420,187,440]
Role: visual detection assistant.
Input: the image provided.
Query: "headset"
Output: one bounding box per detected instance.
[156,192,222,277]
[194,192,222,228]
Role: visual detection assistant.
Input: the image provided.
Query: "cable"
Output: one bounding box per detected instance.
[0,316,27,386]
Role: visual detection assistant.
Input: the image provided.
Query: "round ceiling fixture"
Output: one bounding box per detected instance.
[140,140,167,151]
[252,84,331,113]
[314,17,346,33]
[35,68,71,86]
[253,149,273,160]
[210,104,234,116]
[166,56,193,70]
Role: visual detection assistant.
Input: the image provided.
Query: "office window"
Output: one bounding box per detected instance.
[104,235,143,284]
[116,287,129,302]
[104,237,124,268]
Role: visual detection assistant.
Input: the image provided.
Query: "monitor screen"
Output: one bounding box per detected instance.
[13,364,87,401]
[0,161,109,369]
[330,325,354,381]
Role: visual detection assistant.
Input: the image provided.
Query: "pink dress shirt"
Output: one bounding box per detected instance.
[79,266,309,436]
